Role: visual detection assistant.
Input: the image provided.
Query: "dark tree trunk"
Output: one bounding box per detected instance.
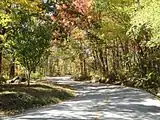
[0,50,2,75]
[0,38,2,75]
[9,57,15,79]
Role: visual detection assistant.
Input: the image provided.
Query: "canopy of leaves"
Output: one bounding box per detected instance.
[9,10,53,72]
[130,0,160,47]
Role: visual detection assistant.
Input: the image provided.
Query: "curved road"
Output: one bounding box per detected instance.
[2,77,160,120]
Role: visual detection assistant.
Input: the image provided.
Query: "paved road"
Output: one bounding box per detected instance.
[1,77,160,120]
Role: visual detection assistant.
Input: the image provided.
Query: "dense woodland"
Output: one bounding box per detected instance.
[0,0,160,94]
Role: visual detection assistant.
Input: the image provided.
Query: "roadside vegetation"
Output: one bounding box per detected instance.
[0,81,74,116]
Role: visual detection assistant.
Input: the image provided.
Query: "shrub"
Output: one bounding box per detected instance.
[31,72,43,80]
[0,76,7,84]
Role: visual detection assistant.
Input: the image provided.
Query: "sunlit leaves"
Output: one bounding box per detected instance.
[73,0,92,14]
[71,27,86,40]
[0,13,12,28]
[130,0,160,47]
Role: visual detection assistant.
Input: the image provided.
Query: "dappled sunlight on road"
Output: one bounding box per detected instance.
[2,77,160,120]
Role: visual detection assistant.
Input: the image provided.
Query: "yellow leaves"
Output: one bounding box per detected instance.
[1,0,43,15]
[12,0,42,12]
[71,27,86,40]
[131,0,160,46]
[0,35,5,43]
[0,13,12,27]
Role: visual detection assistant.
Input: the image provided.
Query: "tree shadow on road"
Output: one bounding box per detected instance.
[10,85,160,120]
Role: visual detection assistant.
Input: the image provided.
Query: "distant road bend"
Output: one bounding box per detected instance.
[2,76,160,120]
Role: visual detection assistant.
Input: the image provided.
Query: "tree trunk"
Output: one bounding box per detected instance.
[104,47,109,75]
[0,38,2,75]
[79,53,84,76]
[83,58,87,76]
[9,57,15,79]
[93,51,98,71]
[27,70,31,87]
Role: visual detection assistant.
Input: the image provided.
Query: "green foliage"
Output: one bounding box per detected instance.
[8,8,54,80]
[0,13,12,28]
[31,72,43,80]
[0,76,7,84]
[131,0,160,47]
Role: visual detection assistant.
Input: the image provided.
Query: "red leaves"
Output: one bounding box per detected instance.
[51,15,56,21]
[73,0,92,14]
[51,0,93,41]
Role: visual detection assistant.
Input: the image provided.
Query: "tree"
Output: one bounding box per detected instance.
[0,0,44,79]
[9,9,53,86]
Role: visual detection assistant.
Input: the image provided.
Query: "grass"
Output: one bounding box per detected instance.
[0,82,74,116]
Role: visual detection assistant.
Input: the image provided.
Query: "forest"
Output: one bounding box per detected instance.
[0,0,160,95]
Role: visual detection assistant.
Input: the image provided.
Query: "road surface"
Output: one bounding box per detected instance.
[1,77,160,120]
